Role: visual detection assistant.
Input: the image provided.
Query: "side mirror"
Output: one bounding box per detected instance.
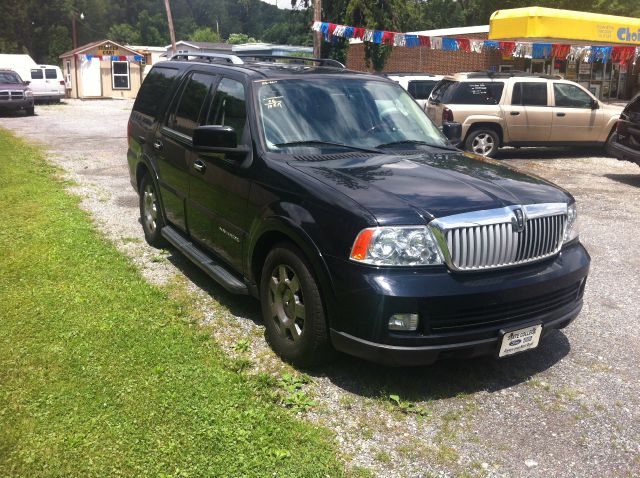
[23,80,30,86]
[442,121,462,145]
[590,99,599,110]
[193,125,237,150]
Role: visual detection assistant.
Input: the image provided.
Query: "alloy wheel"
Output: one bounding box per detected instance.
[268,264,306,342]
[471,133,495,156]
[143,183,158,233]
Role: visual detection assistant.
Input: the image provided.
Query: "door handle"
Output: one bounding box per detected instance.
[510,111,520,116]
[193,160,206,173]
[556,112,566,117]
[153,140,163,151]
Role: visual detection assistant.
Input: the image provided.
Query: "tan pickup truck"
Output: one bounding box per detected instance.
[426,72,623,157]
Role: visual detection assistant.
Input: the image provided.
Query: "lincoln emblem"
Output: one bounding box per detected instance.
[512,208,525,232]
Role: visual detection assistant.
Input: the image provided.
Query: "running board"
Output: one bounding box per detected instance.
[161,226,249,295]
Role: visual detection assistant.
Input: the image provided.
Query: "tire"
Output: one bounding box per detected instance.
[465,128,500,158]
[26,107,35,116]
[139,173,167,248]
[260,243,333,367]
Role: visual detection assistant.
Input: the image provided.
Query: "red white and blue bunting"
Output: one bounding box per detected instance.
[312,21,640,64]
[76,54,144,62]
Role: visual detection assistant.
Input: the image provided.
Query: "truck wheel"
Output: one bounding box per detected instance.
[260,243,333,367]
[465,128,499,158]
[139,173,167,247]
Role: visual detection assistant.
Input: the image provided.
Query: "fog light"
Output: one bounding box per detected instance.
[388,313,419,331]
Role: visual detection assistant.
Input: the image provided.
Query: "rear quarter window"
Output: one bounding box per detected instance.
[30,69,44,80]
[449,82,504,105]
[407,80,437,100]
[45,69,57,79]
[133,66,181,117]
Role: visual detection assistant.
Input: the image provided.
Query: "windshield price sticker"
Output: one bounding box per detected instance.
[263,96,284,109]
[499,324,543,358]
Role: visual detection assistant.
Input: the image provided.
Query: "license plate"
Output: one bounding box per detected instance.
[498,324,542,358]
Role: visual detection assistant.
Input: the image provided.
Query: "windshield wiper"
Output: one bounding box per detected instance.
[376,139,457,151]
[274,140,382,154]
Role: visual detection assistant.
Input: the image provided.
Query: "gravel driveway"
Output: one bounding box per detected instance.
[2,100,639,478]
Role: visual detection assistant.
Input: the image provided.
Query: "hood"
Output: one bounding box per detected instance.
[601,102,624,116]
[290,151,570,225]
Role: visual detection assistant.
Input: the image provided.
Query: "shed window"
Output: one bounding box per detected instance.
[112,61,130,89]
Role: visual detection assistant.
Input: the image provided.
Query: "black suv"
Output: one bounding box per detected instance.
[609,94,640,167]
[127,54,590,367]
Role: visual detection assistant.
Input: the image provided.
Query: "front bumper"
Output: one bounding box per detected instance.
[325,242,590,366]
[0,98,33,111]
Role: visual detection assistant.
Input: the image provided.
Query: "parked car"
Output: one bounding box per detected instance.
[29,65,65,103]
[386,73,444,110]
[608,94,640,167]
[0,69,34,115]
[426,71,622,157]
[127,55,589,367]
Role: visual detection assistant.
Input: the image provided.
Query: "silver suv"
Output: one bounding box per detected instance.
[426,72,622,157]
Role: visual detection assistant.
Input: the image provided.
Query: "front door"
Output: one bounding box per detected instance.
[503,81,552,143]
[550,82,604,142]
[80,58,101,97]
[187,77,250,273]
[155,71,218,231]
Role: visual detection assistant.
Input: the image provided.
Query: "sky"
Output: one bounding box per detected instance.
[261,0,293,10]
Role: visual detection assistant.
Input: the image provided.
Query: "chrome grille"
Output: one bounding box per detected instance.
[0,90,24,100]
[430,204,568,271]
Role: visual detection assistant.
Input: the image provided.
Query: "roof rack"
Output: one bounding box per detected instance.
[466,70,563,79]
[236,54,345,69]
[169,53,245,64]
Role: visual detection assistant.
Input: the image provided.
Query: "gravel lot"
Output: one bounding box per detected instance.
[2,100,639,478]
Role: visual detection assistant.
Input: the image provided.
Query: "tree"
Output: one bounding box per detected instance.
[107,23,141,45]
[189,27,222,43]
[227,33,257,44]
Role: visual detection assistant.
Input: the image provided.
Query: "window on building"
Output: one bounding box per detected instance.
[407,80,438,100]
[30,69,44,80]
[449,82,505,105]
[45,69,57,79]
[512,82,548,106]
[206,78,247,141]
[111,61,130,89]
[553,83,593,108]
[168,72,217,136]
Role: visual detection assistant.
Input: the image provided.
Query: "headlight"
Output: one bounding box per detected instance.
[563,203,579,244]
[350,226,443,266]
[24,89,33,97]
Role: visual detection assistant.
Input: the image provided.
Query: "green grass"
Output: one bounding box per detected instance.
[0,129,349,477]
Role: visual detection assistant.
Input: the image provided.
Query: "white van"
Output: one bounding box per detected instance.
[29,65,65,102]
[386,73,444,110]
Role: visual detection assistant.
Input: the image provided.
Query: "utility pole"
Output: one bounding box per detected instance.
[71,14,78,50]
[164,0,177,55]
[313,0,322,58]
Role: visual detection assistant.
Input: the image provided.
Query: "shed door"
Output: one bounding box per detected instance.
[80,58,101,97]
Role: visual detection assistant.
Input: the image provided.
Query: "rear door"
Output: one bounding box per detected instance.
[154,71,218,231]
[503,81,552,142]
[44,68,62,97]
[426,80,455,126]
[551,82,604,142]
[187,76,251,272]
[29,68,46,96]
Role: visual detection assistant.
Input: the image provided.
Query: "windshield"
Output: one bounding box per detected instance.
[257,78,449,153]
[0,71,22,84]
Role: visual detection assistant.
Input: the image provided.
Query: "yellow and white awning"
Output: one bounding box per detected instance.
[489,6,640,46]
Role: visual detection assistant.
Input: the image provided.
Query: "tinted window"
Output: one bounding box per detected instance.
[31,69,43,80]
[134,66,180,116]
[512,82,547,106]
[45,69,57,79]
[430,80,455,103]
[170,72,217,136]
[407,80,437,100]
[207,78,247,141]
[554,83,592,108]
[449,82,504,105]
[624,95,640,114]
